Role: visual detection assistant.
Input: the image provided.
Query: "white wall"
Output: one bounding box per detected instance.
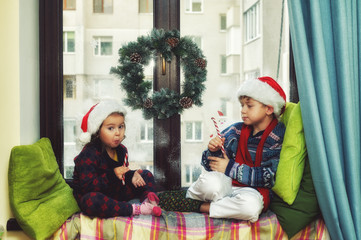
[0,0,38,239]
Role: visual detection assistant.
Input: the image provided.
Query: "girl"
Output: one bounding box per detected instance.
[72,99,161,218]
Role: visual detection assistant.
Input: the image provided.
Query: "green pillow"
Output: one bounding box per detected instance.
[273,102,307,205]
[8,138,80,240]
[270,157,320,238]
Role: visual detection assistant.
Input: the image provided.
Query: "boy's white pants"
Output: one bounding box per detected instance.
[186,171,264,222]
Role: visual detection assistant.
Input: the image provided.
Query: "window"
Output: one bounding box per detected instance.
[140,122,153,142]
[41,0,292,190]
[93,36,113,56]
[64,119,77,179]
[245,2,260,42]
[64,0,76,10]
[185,164,202,185]
[185,121,202,141]
[185,0,203,13]
[64,75,76,99]
[139,0,153,13]
[221,55,227,74]
[63,31,75,53]
[220,14,227,31]
[93,0,113,13]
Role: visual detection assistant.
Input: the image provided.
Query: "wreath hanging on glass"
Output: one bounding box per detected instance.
[110,28,207,119]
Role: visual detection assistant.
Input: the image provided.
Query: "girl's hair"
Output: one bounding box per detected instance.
[88,111,125,148]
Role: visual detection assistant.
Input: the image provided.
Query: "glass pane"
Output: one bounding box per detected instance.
[139,0,153,13]
[180,0,289,187]
[63,1,153,179]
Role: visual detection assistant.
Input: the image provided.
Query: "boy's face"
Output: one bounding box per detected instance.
[240,97,274,128]
[99,113,125,152]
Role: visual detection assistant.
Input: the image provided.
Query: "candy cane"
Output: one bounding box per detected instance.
[211,117,225,154]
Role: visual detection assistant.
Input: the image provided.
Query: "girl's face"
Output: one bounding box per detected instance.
[240,97,273,132]
[99,113,125,152]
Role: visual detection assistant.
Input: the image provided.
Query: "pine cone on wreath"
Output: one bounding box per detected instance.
[166,37,180,48]
[130,52,142,63]
[143,98,153,108]
[195,58,207,69]
[179,97,193,109]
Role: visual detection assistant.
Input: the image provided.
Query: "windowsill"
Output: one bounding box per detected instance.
[244,36,261,45]
[184,140,203,143]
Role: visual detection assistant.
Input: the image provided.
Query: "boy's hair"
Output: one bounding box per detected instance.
[79,99,126,144]
[237,76,286,117]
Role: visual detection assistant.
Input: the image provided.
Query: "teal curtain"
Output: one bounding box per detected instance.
[288,0,361,239]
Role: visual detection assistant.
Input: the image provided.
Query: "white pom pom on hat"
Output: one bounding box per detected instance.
[237,76,286,117]
[79,99,127,144]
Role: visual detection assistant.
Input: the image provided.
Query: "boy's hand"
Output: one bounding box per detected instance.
[208,137,225,152]
[208,152,229,173]
[132,169,146,188]
[114,166,129,181]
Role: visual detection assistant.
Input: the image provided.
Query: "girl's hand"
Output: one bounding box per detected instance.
[114,166,129,181]
[208,137,225,152]
[208,152,229,173]
[132,169,146,188]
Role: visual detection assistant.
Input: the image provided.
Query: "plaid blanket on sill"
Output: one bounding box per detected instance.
[51,210,329,240]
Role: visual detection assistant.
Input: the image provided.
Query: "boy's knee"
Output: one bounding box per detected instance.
[187,172,232,201]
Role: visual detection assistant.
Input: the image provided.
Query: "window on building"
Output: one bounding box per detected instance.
[140,122,153,142]
[139,0,153,13]
[63,0,76,10]
[93,0,113,13]
[185,121,202,141]
[245,2,260,43]
[64,118,77,179]
[221,55,227,74]
[93,36,113,56]
[185,164,202,184]
[185,0,203,13]
[64,75,76,99]
[63,31,75,53]
[220,14,227,31]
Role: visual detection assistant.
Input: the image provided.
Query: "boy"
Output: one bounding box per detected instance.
[186,76,286,222]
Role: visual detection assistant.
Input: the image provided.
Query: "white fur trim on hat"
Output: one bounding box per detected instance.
[237,77,286,117]
[79,99,127,144]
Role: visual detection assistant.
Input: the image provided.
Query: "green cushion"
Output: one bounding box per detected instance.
[273,102,307,205]
[270,157,320,238]
[8,138,80,240]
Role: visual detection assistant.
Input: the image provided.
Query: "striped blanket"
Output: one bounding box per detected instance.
[52,210,329,240]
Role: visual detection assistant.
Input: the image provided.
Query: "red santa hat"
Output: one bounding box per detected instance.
[79,99,126,144]
[237,76,286,117]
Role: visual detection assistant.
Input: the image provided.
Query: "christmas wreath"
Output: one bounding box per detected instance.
[110,28,207,119]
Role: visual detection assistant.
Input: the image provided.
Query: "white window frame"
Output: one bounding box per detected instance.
[244,2,260,43]
[185,0,203,13]
[140,122,154,143]
[63,31,75,53]
[93,0,113,14]
[185,121,203,142]
[185,164,202,185]
[93,36,113,56]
